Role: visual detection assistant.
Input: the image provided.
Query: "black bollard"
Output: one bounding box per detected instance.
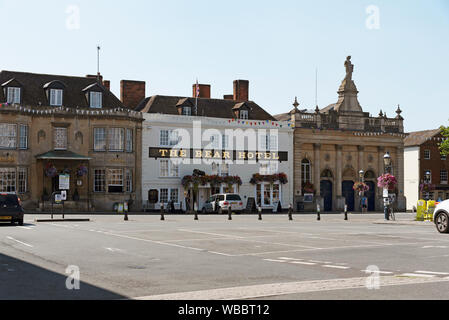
[288,204,293,221]
[258,207,263,221]
[317,204,321,221]
[344,205,348,221]
[228,206,232,221]
[161,204,165,221]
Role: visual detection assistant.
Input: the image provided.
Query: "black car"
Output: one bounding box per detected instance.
[0,193,24,226]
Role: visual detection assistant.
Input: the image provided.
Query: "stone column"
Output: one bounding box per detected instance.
[314,143,323,210]
[396,146,406,211]
[314,143,321,196]
[336,145,344,210]
[356,146,365,211]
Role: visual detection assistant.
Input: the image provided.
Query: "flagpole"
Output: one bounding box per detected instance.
[195,78,199,116]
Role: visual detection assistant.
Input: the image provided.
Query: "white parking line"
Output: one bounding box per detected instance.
[323,265,351,270]
[6,236,33,248]
[134,276,449,300]
[264,259,287,263]
[400,273,436,278]
[361,270,394,275]
[415,271,449,276]
[278,257,303,261]
[290,261,316,265]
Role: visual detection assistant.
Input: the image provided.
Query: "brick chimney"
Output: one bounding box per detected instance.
[86,74,103,82]
[102,80,110,91]
[233,80,249,101]
[223,95,234,100]
[192,84,211,99]
[120,80,146,109]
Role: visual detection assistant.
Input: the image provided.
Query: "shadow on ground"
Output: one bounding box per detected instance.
[0,253,125,300]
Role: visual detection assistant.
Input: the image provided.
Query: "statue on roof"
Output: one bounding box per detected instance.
[345,56,354,81]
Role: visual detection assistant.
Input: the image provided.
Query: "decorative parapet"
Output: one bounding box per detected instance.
[0,103,143,120]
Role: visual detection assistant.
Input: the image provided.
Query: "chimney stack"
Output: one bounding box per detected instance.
[192,84,211,99]
[120,80,146,109]
[86,74,103,82]
[103,80,110,91]
[233,80,249,101]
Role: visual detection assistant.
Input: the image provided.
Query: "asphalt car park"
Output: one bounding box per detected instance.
[1,213,449,300]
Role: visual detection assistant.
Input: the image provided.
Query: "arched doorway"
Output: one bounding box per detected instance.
[342,181,355,211]
[320,169,334,212]
[320,180,333,212]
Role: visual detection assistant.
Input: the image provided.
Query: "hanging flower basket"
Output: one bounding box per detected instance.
[420,183,435,193]
[45,163,57,178]
[377,173,398,190]
[76,165,88,177]
[250,173,288,185]
[353,182,370,193]
[302,182,315,194]
[182,175,242,189]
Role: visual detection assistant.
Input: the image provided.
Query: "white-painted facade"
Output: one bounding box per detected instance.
[142,113,294,212]
[404,146,420,211]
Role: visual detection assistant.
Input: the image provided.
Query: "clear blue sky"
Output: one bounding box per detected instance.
[1,0,448,132]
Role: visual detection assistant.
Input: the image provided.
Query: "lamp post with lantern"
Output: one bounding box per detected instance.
[359,170,365,213]
[383,152,392,220]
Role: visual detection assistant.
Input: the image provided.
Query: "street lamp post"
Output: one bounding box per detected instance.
[424,170,431,201]
[359,170,365,213]
[383,152,392,221]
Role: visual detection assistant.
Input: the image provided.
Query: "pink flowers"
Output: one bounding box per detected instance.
[377,173,398,190]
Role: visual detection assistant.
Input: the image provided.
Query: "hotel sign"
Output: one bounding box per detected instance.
[149,148,288,162]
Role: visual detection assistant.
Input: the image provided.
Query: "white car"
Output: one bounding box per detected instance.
[202,194,244,214]
[433,200,449,233]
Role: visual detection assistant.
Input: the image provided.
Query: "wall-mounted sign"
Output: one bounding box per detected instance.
[59,174,70,190]
[0,155,15,163]
[149,148,288,162]
[304,194,314,203]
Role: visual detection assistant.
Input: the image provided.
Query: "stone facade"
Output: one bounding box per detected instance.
[0,104,143,211]
[276,57,407,212]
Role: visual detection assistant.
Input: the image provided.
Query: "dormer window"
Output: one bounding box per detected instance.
[233,102,250,120]
[7,87,21,104]
[49,89,63,106]
[43,80,66,107]
[90,91,102,108]
[182,106,192,116]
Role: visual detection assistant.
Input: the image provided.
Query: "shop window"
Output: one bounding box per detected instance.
[0,168,16,192]
[108,169,123,193]
[18,168,27,193]
[94,169,106,192]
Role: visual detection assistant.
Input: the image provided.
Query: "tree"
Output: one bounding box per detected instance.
[440,124,449,156]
